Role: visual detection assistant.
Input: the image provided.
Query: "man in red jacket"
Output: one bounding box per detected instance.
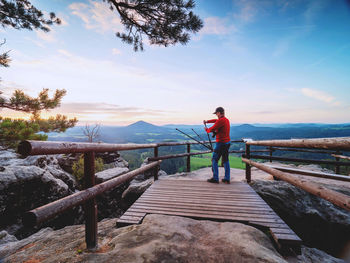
[204,107,231,184]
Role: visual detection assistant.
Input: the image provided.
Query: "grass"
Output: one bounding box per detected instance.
[190,153,245,171]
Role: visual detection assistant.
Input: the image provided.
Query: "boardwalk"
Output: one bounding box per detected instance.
[117,179,302,251]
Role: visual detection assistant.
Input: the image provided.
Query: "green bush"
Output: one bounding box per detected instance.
[72,155,104,188]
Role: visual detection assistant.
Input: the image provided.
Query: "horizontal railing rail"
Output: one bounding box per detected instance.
[246,137,350,150]
[245,154,350,167]
[242,158,350,211]
[243,137,350,212]
[23,161,161,227]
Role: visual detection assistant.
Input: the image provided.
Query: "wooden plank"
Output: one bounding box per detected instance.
[123,211,146,217]
[149,188,257,194]
[128,207,284,224]
[119,215,144,221]
[271,232,302,245]
[269,228,296,235]
[152,187,254,194]
[250,221,291,229]
[138,196,271,208]
[141,194,268,204]
[131,203,279,219]
[135,199,275,213]
[154,184,252,190]
[146,189,260,196]
[154,181,252,187]
[143,190,265,199]
[156,180,251,187]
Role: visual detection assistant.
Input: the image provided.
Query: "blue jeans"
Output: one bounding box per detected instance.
[212,142,231,181]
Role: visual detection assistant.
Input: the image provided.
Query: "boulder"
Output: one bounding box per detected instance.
[121,178,153,207]
[251,179,350,259]
[300,246,346,263]
[95,167,129,183]
[0,231,17,245]
[133,158,166,181]
[0,149,80,239]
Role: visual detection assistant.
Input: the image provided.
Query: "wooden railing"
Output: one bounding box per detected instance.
[242,137,350,212]
[17,137,350,249]
[243,137,350,177]
[16,138,247,249]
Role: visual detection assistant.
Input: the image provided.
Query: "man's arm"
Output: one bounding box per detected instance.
[206,119,217,124]
[206,118,224,133]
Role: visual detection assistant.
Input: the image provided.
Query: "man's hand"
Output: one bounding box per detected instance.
[203,120,207,125]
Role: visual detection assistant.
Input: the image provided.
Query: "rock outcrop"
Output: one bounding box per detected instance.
[0,148,132,240]
[0,214,345,263]
[251,179,350,260]
[0,149,80,239]
[95,167,129,183]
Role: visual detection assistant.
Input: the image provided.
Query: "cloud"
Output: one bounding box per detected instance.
[233,0,260,23]
[0,80,29,96]
[112,48,121,55]
[36,30,56,43]
[200,17,236,36]
[41,102,170,122]
[301,88,340,106]
[69,1,122,33]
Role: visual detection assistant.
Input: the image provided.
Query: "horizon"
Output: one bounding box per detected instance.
[54,120,350,128]
[1,0,350,124]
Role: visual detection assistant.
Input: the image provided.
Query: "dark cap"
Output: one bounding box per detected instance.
[213,107,225,114]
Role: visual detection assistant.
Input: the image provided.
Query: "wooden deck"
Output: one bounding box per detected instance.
[117,179,302,252]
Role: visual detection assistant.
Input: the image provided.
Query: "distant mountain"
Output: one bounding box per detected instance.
[126,121,169,133]
[47,121,350,144]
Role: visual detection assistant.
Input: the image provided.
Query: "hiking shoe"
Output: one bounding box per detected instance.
[207,177,219,184]
[222,178,230,184]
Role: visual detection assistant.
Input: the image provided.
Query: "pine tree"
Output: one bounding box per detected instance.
[106,0,203,51]
[0,89,77,147]
[0,0,61,67]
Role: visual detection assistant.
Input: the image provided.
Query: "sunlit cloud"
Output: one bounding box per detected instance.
[301,88,341,106]
[69,1,122,33]
[112,48,121,55]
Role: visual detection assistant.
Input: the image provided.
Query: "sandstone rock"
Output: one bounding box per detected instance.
[0,231,17,245]
[0,149,79,240]
[133,158,167,181]
[0,214,288,263]
[299,246,346,263]
[251,179,350,259]
[121,178,153,206]
[57,153,80,174]
[95,167,129,183]
[114,157,129,168]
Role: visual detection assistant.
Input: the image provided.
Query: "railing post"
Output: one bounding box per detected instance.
[84,151,97,250]
[153,146,159,180]
[269,146,273,163]
[335,150,341,174]
[245,144,251,183]
[187,143,191,172]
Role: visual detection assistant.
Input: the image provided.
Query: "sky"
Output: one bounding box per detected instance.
[1,0,350,125]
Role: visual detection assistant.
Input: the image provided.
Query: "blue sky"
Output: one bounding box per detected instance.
[1,0,350,125]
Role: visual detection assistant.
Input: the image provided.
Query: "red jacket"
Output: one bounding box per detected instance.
[206,116,230,143]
